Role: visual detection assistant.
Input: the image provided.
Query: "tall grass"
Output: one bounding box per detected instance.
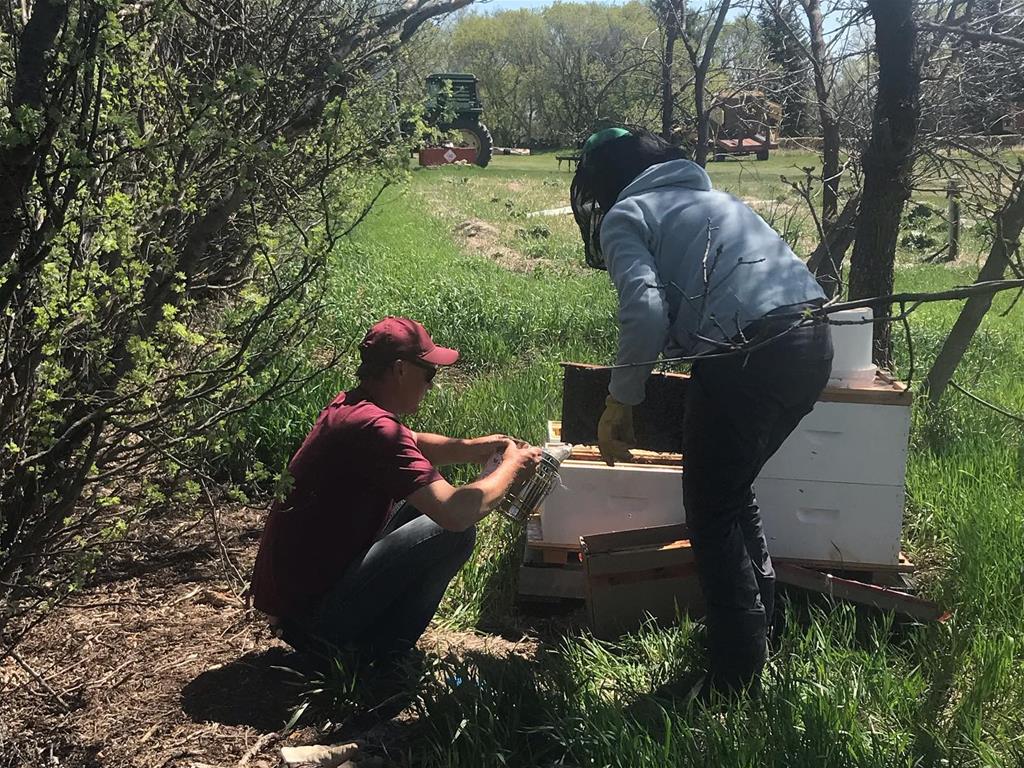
[254,152,1024,766]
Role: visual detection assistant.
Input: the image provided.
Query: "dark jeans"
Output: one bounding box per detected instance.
[683,312,832,691]
[283,502,475,661]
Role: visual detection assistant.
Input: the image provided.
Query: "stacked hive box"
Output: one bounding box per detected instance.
[538,373,911,569]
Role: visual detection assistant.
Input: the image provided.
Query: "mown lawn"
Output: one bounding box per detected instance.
[248,150,1024,766]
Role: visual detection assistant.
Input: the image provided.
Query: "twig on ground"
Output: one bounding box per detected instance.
[9,647,71,712]
[169,585,204,606]
[237,730,279,767]
[203,482,248,594]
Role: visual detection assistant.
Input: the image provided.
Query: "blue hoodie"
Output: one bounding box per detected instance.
[601,159,826,405]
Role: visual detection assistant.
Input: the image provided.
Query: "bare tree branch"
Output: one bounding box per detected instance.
[919,19,1024,50]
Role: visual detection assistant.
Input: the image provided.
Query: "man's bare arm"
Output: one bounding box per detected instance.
[407,442,541,531]
[412,432,517,466]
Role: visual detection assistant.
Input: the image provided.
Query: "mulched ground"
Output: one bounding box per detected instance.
[0,504,552,768]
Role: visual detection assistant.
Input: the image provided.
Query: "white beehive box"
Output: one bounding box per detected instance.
[541,461,685,544]
[539,375,911,567]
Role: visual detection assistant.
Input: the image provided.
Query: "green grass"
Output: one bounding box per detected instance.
[254,151,1024,766]
[418,148,1010,265]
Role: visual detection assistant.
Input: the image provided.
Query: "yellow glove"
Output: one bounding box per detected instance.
[597,395,636,466]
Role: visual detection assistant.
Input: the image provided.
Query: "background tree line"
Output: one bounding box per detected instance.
[404,0,843,148]
[413,0,1024,377]
[404,0,1024,151]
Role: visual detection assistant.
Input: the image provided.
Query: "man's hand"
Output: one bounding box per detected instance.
[597,395,635,466]
[408,441,544,532]
[467,434,524,464]
[503,440,543,479]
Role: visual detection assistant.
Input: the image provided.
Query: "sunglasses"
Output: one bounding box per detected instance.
[404,357,437,382]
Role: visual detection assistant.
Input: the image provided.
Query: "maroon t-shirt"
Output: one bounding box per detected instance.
[250,388,441,619]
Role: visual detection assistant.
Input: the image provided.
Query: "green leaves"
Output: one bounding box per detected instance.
[225,64,265,95]
[0,0,456,631]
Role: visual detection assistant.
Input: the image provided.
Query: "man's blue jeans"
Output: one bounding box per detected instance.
[284,502,475,660]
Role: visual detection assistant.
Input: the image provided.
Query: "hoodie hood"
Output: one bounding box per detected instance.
[616,159,712,205]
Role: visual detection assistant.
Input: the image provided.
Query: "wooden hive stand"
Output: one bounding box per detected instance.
[519,521,942,638]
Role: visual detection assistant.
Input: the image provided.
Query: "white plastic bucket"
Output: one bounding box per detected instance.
[828,308,876,387]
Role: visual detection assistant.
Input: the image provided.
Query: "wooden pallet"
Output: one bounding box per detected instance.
[518,517,584,600]
[518,560,586,601]
[519,531,918,603]
[519,532,944,634]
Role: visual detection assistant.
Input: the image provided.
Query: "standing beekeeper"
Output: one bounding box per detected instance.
[570,127,833,699]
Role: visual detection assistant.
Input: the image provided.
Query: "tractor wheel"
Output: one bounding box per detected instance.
[455,123,493,167]
[756,149,770,161]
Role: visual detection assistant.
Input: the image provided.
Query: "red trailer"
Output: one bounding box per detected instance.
[713,134,779,162]
[709,91,782,162]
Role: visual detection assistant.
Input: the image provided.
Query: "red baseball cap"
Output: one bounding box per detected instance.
[359,317,459,366]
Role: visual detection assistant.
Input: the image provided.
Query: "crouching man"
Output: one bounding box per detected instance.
[250,316,541,664]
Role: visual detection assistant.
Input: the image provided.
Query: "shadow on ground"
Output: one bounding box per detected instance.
[180,647,311,732]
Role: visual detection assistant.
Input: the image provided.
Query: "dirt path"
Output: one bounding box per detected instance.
[0,505,541,768]
[1,506,289,767]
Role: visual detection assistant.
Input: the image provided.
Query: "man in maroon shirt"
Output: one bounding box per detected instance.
[251,316,540,664]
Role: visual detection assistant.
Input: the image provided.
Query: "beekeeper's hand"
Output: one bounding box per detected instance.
[505,441,543,483]
[504,439,541,465]
[467,434,521,464]
[597,395,635,466]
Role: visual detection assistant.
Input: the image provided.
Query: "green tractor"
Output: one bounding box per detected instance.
[424,73,494,168]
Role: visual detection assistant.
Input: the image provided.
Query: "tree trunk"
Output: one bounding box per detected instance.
[694,69,709,167]
[661,22,678,140]
[0,0,69,267]
[689,0,731,168]
[922,177,1024,403]
[848,0,919,367]
[808,192,861,298]
[801,0,840,228]
[821,121,841,229]
[528,95,533,143]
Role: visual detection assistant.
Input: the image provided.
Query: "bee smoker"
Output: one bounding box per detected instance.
[496,443,572,523]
